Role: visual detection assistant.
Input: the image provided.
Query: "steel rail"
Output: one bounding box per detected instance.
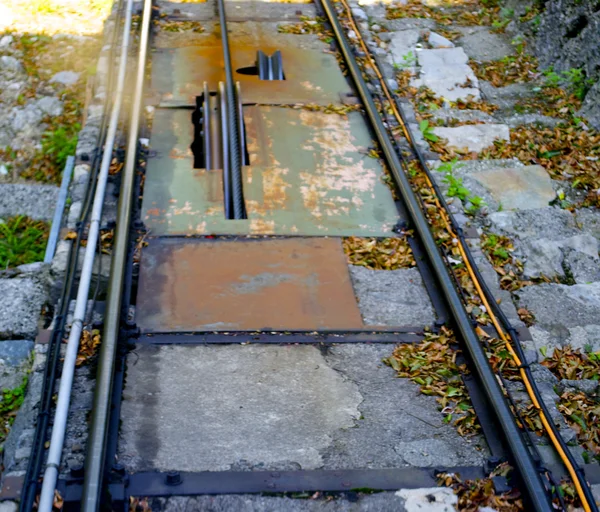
[217,0,245,219]
[37,1,135,509]
[319,1,552,510]
[80,0,152,509]
[337,1,597,508]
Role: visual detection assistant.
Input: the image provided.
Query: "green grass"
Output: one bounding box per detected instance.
[0,377,28,443]
[0,216,49,269]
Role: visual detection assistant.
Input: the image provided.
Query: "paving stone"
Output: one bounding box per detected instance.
[150,493,408,512]
[456,26,514,61]
[428,31,454,48]
[119,344,488,473]
[0,183,59,221]
[432,124,509,153]
[412,48,480,101]
[388,29,421,67]
[518,282,600,331]
[396,488,457,512]
[469,165,555,210]
[488,208,579,240]
[0,278,46,338]
[349,266,436,327]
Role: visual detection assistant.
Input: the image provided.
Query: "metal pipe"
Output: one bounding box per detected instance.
[318,1,552,510]
[36,2,135,510]
[81,0,151,508]
[44,155,74,263]
[216,0,245,219]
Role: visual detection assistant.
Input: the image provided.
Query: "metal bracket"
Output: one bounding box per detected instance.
[256,50,284,80]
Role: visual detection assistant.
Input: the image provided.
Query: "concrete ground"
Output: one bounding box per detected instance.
[119,344,488,473]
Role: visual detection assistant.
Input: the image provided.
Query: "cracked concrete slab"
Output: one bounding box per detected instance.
[119,344,488,473]
[412,48,480,101]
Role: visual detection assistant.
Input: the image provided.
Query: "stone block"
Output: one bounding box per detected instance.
[489,208,579,240]
[432,124,509,153]
[0,183,59,221]
[518,282,600,330]
[470,165,555,210]
[349,266,436,326]
[0,278,46,338]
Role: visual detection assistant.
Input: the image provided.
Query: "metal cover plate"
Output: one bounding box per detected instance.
[151,45,352,106]
[136,238,363,332]
[142,106,400,236]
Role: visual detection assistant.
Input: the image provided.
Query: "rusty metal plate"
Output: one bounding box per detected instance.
[136,238,363,332]
[152,44,351,106]
[142,106,401,236]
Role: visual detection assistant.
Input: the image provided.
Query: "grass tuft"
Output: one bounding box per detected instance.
[0,216,49,269]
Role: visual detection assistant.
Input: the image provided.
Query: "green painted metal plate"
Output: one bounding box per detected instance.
[142,106,401,236]
[151,45,352,107]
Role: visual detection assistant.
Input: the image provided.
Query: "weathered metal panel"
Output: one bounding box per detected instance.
[136,238,364,332]
[152,45,351,106]
[142,106,401,236]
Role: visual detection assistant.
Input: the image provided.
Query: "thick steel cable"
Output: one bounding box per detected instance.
[217,0,245,219]
[319,0,552,510]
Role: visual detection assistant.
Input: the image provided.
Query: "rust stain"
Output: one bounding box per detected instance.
[154,44,351,106]
[136,238,364,332]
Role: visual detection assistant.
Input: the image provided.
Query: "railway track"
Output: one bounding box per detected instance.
[16,0,600,511]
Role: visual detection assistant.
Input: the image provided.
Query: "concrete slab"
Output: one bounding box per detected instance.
[0,279,46,338]
[150,493,408,511]
[431,124,509,153]
[0,184,58,221]
[118,344,488,472]
[456,26,514,61]
[411,48,480,101]
[518,282,600,331]
[349,267,436,327]
[136,238,364,332]
[469,165,555,210]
